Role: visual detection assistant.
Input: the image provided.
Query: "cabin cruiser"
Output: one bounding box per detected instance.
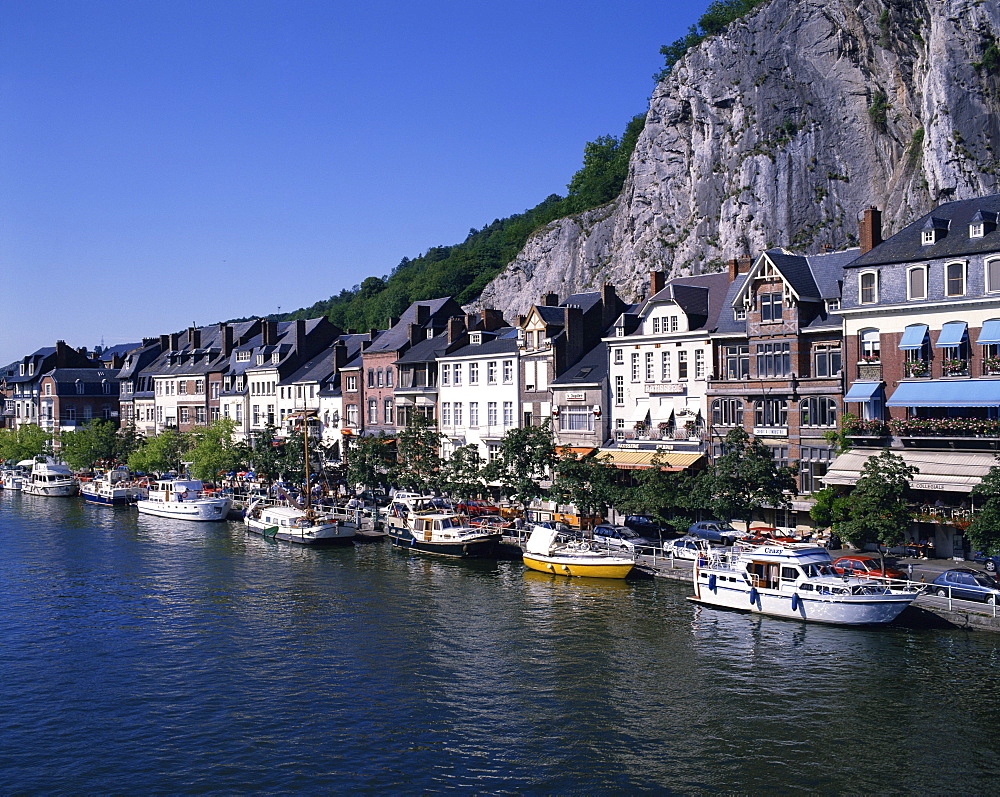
[21,457,78,497]
[521,526,635,579]
[691,541,922,625]
[385,494,501,557]
[244,499,357,545]
[136,478,231,521]
[80,468,147,507]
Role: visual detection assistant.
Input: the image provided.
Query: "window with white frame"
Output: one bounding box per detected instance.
[384,398,393,425]
[695,350,705,379]
[813,344,842,377]
[988,259,1000,293]
[441,364,450,385]
[468,362,478,384]
[907,266,927,300]
[860,271,878,304]
[946,261,966,297]
[860,329,881,362]
[453,402,463,426]
[559,405,594,432]
[725,345,749,379]
[367,399,378,424]
[346,375,357,392]
[502,361,513,383]
[453,364,462,385]
[615,375,624,405]
[800,397,837,427]
[645,351,655,381]
[502,401,513,427]
[756,342,791,377]
[631,353,640,382]
[487,402,497,426]
[441,402,451,425]
[677,351,688,379]
[734,306,747,321]
[754,398,788,427]
[469,402,479,426]
[614,348,623,365]
[669,316,679,332]
[712,398,743,426]
[661,351,671,381]
[346,404,358,426]
[487,361,497,384]
[652,317,660,334]
[760,292,783,322]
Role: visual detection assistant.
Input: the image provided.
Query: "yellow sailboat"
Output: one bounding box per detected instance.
[521,526,634,579]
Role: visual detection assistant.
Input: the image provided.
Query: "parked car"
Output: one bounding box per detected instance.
[623,514,672,540]
[592,524,661,552]
[973,552,1000,573]
[470,514,515,531]
[662,536,711,560]
[687,521,746,545]
[457,499,500,517]
[932,568,1000,604]
[831,555,906,580]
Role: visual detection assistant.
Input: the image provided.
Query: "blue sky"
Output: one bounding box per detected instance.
[1,0,705,365]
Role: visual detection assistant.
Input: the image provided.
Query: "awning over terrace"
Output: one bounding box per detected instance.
[596,449,703,471]
[886,380,1000,407]
[823,449,996,493]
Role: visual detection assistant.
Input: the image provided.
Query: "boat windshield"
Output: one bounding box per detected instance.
[802,562,837,577]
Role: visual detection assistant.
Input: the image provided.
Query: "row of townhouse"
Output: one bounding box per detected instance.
[6,193,1000,549]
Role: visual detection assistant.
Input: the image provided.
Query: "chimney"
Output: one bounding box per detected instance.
[516,315,526,327]
[561,306,584,373]
[261,320,278,346]
[369,328,379,340]
[409,323,423,346]
[415,304,431,325]
[728,256,753,282]
[295,318,306,344]
[187,327,201,348]
[602,282,620,330]
[55,340,70,366]
[482,308,504,331]
[159,334,170,351]
[448,316,466,344]
[650,271,666,296]
[142,337,158,348]
[859,206,883,254]
[333,340,347,370]
[218,324,234,357]
[465,312,478,330]
[170,333,181,350]
[542,292,559,307]
[387,317,399,328]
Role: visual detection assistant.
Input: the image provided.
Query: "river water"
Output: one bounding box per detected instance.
[2,491,999,794]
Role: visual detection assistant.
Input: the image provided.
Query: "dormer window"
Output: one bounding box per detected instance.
[921,230,936,246]
[734,307,747,321]
[826,298,840,313]
[271,352,280,364]
[469,332,482,345]
[236,350,251,361]
[921,216,949,245]
[256,354,265,365]
[19,363,24,376]
[760,292,783,322]
[971,222,985,239]
[970,210,997,239]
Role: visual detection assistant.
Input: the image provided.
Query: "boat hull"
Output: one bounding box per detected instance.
[136,498,232,521]
[23,482,78,497]
[80,486,143,506]
[388,528,500,558]
[245,517,356,545]
[522,552,634,579]
[691,576,916,625]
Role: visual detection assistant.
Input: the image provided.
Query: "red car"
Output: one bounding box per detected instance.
[458,499,500,517]
[470,514,515,530]
[831,555,905,580]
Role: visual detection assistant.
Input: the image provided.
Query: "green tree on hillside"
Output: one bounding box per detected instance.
[0,424,52,463]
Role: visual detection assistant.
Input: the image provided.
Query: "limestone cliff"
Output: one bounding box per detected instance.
[472,0,1000,317]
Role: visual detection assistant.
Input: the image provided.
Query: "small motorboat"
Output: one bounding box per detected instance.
[385,495,501,557]
[521,526,634,579]
[80,468,147,507]
[691,540,922,625]
[136,478,231,521]
[21,457,78,497]
[244,499,356,545]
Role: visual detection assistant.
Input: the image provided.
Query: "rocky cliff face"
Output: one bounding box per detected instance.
[473,0,1000,316]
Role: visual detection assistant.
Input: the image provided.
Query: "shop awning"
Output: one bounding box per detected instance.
[823,449,996,493]
[843,381,883,402]
[935,321,968,347]
[628,404,651,422]
[886,380,1000,407]
[596,449,703,471]
[898,324,928,350]
[977,319,1000,344]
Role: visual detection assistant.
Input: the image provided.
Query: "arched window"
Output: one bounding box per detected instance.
[859,271,879,304]
[946,261,967,297]
[800,397,837,427]
[754,399,787,427]
[711,398,743,427]
[860,329,880,362]
[906,266,927,300]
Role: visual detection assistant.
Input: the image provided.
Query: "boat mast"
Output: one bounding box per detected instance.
[303,410,311,513]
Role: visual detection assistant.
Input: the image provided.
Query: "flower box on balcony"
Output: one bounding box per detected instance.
[904,360,930,378]
[942,359,969,376]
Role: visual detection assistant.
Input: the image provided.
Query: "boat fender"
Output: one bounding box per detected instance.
[562,565,571,574]
[749,587,758,605]
[790,593,799,612]
[708,574,717,592]
[547,564,555,572]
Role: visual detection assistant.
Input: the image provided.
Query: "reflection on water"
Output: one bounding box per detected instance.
[2,490,1000,793]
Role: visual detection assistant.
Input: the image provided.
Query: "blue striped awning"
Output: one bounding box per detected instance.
[936,321,968,348]
[898,324,928,350]
[843,382,883,402]
[977,319,1000,345]
[886,380,1000,407]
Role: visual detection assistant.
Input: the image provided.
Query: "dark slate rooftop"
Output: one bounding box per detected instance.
[850,194,1000,267]
[438,328,520,359]
[367,297,460,353]
[551,340,608,386]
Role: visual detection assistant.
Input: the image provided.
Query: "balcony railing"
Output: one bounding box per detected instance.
[844,417,1000,438]
[617,425,702,441]
[856,361,882,380]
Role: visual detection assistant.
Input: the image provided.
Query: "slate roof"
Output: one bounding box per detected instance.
[850,193,1000,267]
[438,328,519,359]
[550,341,608,386]
[366,297,460,353]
